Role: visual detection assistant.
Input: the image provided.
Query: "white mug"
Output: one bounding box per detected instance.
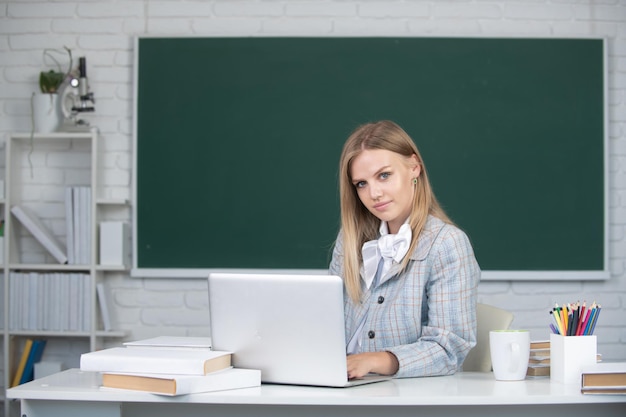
[489,330,530,381]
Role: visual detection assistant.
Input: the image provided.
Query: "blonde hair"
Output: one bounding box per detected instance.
[338,120,451,303]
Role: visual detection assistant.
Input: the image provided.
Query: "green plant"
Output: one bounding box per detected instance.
[39,70,65,93]
[39,46,73,94]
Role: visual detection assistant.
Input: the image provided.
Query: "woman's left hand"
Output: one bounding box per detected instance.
[346,351,399,379]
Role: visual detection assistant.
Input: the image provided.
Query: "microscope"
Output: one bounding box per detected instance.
[60,57,95,131]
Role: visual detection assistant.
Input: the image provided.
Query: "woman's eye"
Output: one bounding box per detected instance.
[355,181,366,189]
[380,172,390,180]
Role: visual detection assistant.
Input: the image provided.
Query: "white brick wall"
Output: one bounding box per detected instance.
[0,0,625,372]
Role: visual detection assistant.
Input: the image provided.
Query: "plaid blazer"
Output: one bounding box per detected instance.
[329,215,480,378]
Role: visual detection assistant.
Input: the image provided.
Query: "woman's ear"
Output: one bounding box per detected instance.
[410,154,421,178]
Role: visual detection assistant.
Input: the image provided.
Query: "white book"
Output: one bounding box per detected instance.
[52,272,62,331]
[96,282,112,331]
[80,347,232,376]
[69,274,80,331]
[102,367,261,396]
[77,186,92,264]
[11,205,68,264]
[65,187,75,264]
[29,272,38,330]
[123,336,212,351]
[72,187,81,264]
[581,362,626,394]
[83,274,92,332]
[21,272,29,330]
[60,273,70,331]
[99,222,129,266]
[84,187,92,263]
[42,273,50,330]
[9,272,19,330]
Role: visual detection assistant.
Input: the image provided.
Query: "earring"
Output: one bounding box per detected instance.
[412,178,417,185]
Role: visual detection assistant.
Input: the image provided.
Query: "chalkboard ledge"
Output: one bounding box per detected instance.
[130,268,610,281]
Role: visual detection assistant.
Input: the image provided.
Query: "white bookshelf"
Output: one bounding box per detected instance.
[1,131,127,417]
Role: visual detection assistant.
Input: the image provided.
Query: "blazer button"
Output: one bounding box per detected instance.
[377,296,384,304]
[368,330,375,339]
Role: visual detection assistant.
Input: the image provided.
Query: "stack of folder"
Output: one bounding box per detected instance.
[527,340,551,377]
[80,337,260,396]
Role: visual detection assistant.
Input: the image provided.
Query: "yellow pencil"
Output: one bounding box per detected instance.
[560,305,568,335]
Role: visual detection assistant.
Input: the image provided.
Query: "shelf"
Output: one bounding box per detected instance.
[9,132,95,141]
[3,130,127,417]
[5,263,128,272]
[96,198,129,206]
[8,330,126,338]
[7,264,90,272]
[95,330,127,338]
[96,265,129,272]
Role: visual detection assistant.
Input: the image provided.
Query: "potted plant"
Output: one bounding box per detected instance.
[32,47,73,133]
[39,69,66,94]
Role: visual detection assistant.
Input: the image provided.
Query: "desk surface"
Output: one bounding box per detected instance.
[7,369,626,407]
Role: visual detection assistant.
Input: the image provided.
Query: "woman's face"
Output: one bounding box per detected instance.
[350,149,420,234]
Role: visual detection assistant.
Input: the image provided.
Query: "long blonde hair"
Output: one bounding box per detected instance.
[338,120,451,303]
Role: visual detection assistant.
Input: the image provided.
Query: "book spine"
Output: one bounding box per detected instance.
[96,282,112,331]
[175,368,261,395]
[11,339,33,387]
[81,353,220,375]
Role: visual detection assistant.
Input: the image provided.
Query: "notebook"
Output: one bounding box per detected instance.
[208,272,391,388]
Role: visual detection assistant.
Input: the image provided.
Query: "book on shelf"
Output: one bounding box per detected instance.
[80,347,232,375]
[581,362,626,395]
[530,340,550,350]
[123,336,212,351]
[65,186,92,265]
[65,187,75,264]
[11,339,33,387]
[96,282,113,331]
[9,272,91,332]
[15,339,47,386]
[20,339,47,384]
[102,367,261,396]
[11,205,68,264]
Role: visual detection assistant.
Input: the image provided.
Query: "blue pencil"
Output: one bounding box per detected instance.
[589,305,601,335]
[582,305,597,335]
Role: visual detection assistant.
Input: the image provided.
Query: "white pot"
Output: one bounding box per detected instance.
[32,93,62,133]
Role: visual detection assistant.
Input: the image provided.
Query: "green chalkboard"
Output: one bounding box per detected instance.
[135,37,605,275]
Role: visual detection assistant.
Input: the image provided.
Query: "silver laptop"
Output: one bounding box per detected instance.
[208,272,390,388]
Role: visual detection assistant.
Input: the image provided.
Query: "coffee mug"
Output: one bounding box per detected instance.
[489,330,530,381]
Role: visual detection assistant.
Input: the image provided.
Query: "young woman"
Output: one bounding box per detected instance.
[329,120,480,379]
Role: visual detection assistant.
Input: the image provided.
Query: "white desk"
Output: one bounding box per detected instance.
[7,369,626,417]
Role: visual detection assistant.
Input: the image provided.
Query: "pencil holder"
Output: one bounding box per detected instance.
[550,334,597,384]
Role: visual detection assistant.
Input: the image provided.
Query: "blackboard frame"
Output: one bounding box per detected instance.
[131,36,608,281]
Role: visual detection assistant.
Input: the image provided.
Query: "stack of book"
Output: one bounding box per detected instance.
[80,337,261,396]
[65,186,92,265]
[11,339,47,387]
[527,340,551,377]
[581,362,626,394]
[10,187,92,265]
[9,272,92,332]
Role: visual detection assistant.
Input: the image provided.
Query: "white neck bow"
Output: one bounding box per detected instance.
[361,222,412,289]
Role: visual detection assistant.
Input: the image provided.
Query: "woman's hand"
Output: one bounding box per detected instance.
[346,351,399,379]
